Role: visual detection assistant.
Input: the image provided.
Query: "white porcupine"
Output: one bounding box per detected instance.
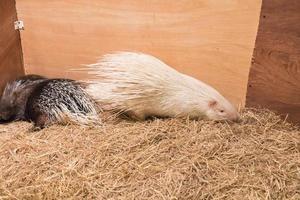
[80,52,240,121]
[0,75,100,128]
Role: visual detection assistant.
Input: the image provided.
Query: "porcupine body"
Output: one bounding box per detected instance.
[80,52,240,121]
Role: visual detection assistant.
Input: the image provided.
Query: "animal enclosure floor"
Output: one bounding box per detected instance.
[0,110,299,199]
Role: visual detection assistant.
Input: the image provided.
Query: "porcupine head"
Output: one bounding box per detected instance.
[178,74,240,122]
[0,80,36,122]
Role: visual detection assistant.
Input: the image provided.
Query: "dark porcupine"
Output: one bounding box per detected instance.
[0,74,47,122]
[0,75,100,128]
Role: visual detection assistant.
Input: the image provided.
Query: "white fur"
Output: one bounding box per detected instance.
[80,52,239,121]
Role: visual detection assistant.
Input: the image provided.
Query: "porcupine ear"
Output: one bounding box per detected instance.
[208,100,217,108]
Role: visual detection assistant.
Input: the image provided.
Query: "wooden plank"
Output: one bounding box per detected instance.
[16,0,261,107]
[246,0,300,124]
[0,0,24,95]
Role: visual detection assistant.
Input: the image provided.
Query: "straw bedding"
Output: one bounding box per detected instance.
[0,109,299,199]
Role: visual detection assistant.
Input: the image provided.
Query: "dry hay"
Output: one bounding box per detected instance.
[0,109,299,200]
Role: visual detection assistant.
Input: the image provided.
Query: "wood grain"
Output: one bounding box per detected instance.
[246,0,300,124]
[16,0,261,106]
[0,0,24,96]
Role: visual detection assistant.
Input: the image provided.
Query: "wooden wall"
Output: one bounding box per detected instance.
[15,0,262,107]
[0,0,24,95]
[246,0,300,124]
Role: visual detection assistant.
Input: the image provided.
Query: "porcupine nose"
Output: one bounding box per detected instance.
[231,112,241,122]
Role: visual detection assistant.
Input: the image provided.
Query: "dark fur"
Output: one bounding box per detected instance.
[0,75,47,122]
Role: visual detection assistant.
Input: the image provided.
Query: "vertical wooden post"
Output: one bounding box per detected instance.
[246,0,300,124]
[0,0,25,95]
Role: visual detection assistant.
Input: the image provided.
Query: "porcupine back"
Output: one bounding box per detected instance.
[25,79,100,127]
[82,52,185,118]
